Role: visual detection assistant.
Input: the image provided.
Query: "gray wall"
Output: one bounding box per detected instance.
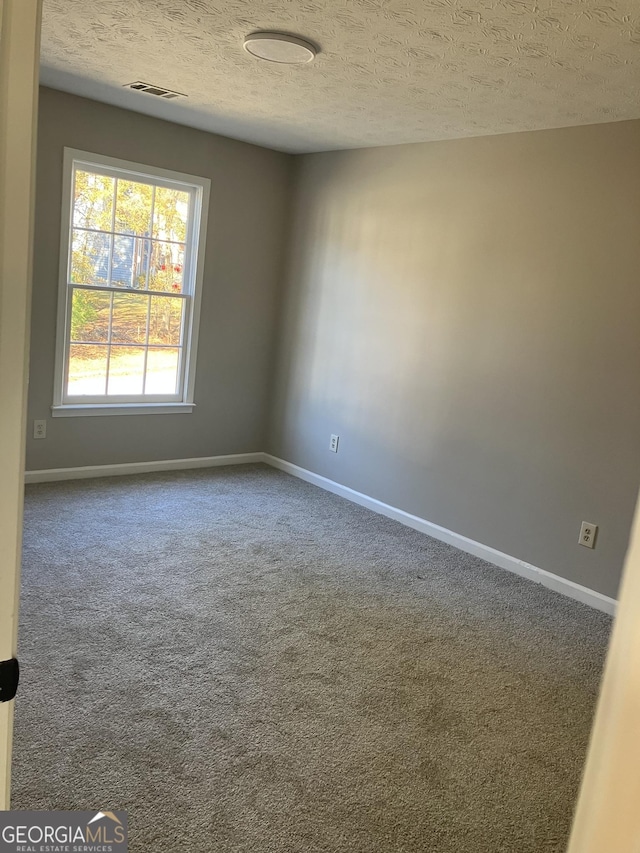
[28,91,640,598]
[269,121,640,599]
[27,87,292,470]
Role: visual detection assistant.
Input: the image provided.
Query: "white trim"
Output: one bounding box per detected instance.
[53,148,210,414]
[0,0,42,809]
[183,161,209,406]
[25,452,264,484]
[51,403,195,417]
[262,455,618,616]
[66,149,210,190]
[23,448,617,615]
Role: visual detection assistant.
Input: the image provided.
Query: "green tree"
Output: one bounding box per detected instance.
[70,170,189,343]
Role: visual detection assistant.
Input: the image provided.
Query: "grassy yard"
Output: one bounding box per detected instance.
[68,345,179,396]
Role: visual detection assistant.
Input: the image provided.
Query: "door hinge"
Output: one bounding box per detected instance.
[0,658,19,702]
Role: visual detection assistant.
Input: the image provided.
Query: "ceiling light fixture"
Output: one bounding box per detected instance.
[243,32,317,64]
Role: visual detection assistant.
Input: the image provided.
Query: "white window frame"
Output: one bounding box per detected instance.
[52,148,210,417]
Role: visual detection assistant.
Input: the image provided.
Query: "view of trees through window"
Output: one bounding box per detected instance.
[67,167,192,398]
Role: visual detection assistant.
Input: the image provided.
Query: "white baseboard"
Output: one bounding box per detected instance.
[25,452,265,484]
[263,454,617,616]
[24,450,617,615]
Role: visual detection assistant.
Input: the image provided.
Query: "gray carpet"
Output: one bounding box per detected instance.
[13,464,611,852]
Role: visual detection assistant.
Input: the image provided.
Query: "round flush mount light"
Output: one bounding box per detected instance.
[243,32,317,64]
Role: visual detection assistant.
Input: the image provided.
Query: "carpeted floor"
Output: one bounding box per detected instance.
[13,464,611,852]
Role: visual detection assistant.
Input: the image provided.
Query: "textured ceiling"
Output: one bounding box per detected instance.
[40,0,640,153]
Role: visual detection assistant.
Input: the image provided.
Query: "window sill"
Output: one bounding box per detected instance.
[51,403,195,418]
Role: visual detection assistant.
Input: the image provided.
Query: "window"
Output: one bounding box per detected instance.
[52,149,210,416]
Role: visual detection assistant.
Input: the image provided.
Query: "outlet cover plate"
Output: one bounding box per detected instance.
[579,521,598,549]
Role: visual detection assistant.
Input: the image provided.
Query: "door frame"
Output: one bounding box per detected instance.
[0,0,42,809]
[568,488,640,851]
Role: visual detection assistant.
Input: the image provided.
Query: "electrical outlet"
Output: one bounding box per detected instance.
[33,419,47,440]
[579,521,598,549]
[329,434,339,453]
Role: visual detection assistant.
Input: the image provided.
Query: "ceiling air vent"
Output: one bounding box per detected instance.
[124,81,186,100]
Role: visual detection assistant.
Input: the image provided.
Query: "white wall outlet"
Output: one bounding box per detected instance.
[579,521,598,549]
[329,434,339,453]
[33,419,47,440]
